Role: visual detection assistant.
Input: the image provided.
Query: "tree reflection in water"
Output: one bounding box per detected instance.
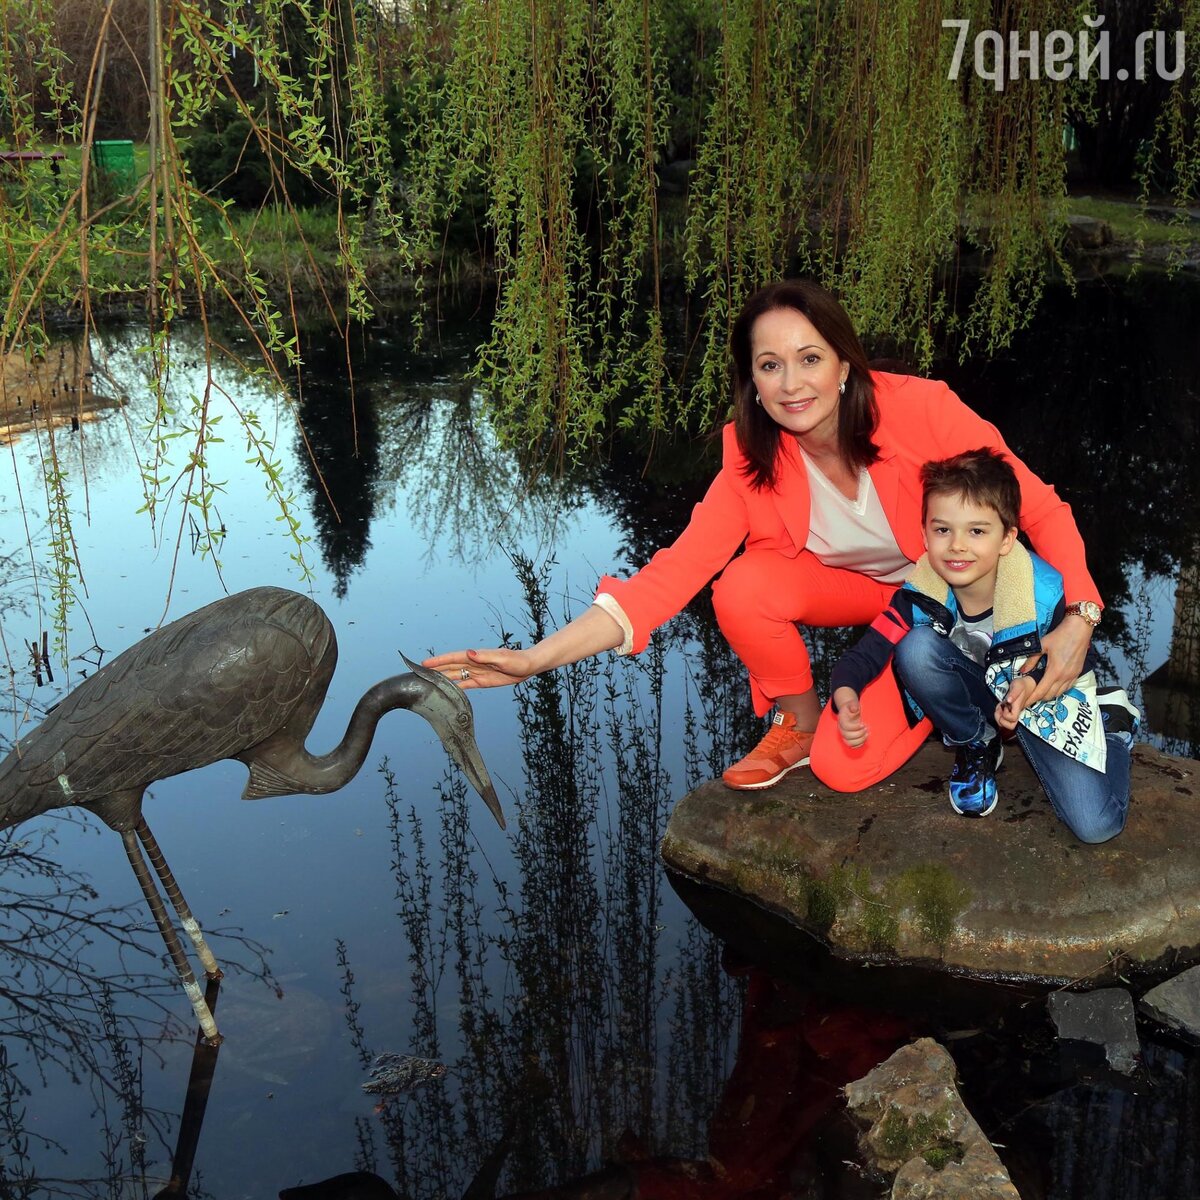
[1,823,176,1074]
[0,821,212,1197]
[336,556,748,1198]
[296,342,588,589]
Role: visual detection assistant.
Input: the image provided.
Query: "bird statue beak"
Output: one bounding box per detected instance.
[400,655,506,829]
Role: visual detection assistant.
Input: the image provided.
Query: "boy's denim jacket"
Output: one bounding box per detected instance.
[830,542,1108,769]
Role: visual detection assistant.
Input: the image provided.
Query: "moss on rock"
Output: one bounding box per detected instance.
[798,861,971,955]
[891,864,973,949]
[876,1104,964,1171]
[676,810,973,961]
[804,876,839,934]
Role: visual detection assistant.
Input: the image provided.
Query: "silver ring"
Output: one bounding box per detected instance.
[459,668,470,680]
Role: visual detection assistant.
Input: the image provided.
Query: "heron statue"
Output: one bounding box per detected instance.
[0,586,504,1042]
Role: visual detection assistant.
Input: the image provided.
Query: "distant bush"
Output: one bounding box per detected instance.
[182,97,328,210]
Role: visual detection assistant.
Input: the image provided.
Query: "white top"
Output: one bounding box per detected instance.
[595,448,916,657]
[594,591,634,655]
[800,447,913,584]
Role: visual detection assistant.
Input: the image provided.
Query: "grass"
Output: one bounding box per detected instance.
[1066,194,1199,251]
[6,139,1195,325]
[215,205,345,285]
[1,140,423,313]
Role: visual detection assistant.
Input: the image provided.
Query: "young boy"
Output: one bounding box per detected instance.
[829,448,1136,843]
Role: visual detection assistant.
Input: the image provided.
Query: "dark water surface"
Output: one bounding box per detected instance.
[0,272,1198,1198]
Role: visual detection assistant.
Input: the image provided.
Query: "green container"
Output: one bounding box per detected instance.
[92,139,136,194]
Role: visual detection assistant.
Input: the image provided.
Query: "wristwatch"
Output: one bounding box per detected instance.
[1065,601,1102,627]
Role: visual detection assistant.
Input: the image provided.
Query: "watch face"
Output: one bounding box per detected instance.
[1072,601,1102,624]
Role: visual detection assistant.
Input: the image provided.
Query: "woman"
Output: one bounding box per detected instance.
[425,280,1101,793]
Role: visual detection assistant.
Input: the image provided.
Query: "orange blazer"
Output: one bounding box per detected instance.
[597,371,1100,654]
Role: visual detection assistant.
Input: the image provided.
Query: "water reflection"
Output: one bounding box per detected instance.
[292,326,587,588]
[947,1001,1200,1200]
[0,272,1197,1195]
[0,337,114,446]
[330,557,746,1197]
[0,824,227,1197]
[153,978,223,1200]
[1141,553,1200,754]
[0,822,178,1070]
[291,338,382,597]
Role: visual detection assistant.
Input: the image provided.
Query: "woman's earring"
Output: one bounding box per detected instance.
[839,380,846,395]
[755,392,763,406]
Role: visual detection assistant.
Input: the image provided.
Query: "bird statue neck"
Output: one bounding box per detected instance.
[240,674,424,800]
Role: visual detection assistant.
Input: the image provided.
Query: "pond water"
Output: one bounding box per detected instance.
[0,270,1198,1199]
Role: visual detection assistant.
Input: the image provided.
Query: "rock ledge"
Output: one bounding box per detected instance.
[661,743,1200,983]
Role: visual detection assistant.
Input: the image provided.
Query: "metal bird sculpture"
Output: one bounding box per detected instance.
[0,586,504,1042]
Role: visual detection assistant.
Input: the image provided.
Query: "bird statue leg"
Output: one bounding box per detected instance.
[135,817,223,981]
[119,830,221,1043]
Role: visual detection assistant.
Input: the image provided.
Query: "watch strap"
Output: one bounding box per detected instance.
[1064,601,1102,627]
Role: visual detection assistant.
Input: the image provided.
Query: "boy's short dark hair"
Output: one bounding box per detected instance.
[920,448,1021,532]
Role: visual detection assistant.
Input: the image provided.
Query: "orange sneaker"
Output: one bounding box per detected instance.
[722,711,815,790]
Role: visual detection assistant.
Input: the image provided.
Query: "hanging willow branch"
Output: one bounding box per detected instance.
[811,0,1083,361]
[0,0,410,637]
[398,0,1198,456]
[1,0,1198,585]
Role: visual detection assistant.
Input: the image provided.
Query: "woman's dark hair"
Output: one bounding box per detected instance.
[730,280,880,490]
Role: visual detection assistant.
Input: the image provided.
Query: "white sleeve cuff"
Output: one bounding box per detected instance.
[592,593,634,656]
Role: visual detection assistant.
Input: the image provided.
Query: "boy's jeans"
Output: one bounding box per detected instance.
[894,626,1130,844]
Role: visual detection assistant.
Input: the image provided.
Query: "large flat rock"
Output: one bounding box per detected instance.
[661,743,1200,984]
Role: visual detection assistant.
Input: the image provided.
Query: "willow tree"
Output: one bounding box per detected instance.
[0,0,1198,617]
[0,0,408,633]
[394,0,1198,446]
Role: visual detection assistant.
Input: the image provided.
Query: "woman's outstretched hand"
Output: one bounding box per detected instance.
[425,604,626,691]
[422,647,539,690]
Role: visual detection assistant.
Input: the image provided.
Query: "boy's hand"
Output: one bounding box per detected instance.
[1021,615,1093,704]
[996,674,1037,731]
[834,687,868,747]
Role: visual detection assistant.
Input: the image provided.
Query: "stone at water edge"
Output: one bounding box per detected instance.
[844,1038,1021,1199]
[1139,965,1200,1040]
[1047,989,1140,1075]
[660,743,1200,983]
[1065,213,1114,249]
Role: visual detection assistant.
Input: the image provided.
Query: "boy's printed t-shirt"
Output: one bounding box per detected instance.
[949,608,994,667]
[950,609,1107,771]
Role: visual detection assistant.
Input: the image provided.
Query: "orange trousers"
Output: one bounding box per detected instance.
[710,548,933,792]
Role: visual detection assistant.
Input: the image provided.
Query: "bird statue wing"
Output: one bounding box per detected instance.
[0,589,333,821]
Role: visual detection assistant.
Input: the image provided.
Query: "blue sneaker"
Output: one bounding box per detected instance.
[949,738,1003,817]
[1097,687,1140,738]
